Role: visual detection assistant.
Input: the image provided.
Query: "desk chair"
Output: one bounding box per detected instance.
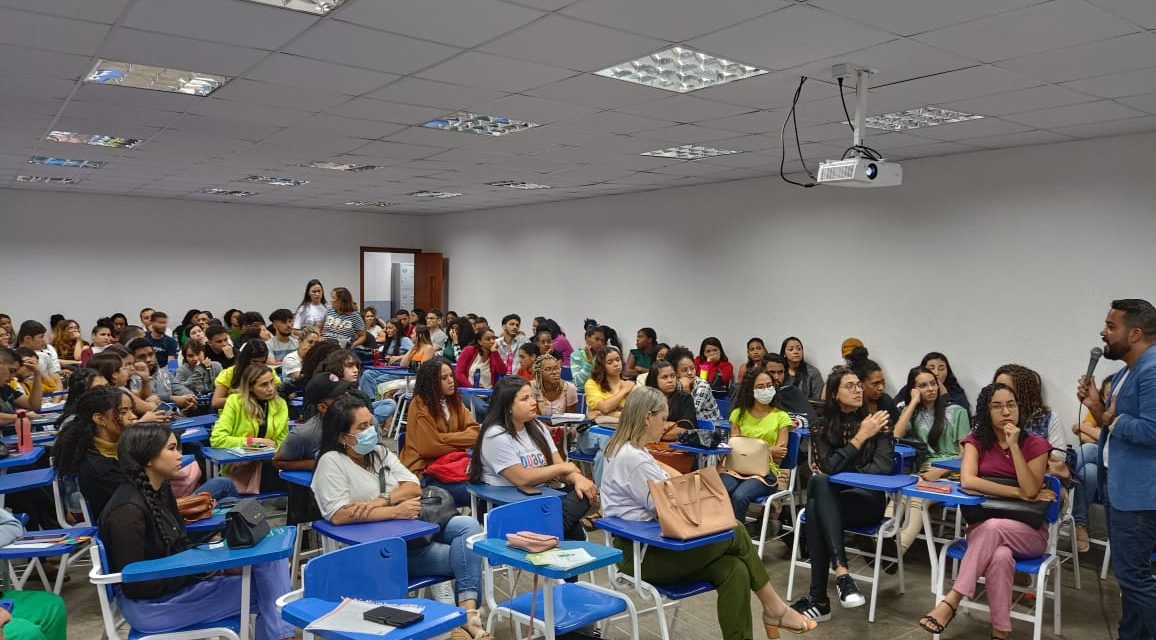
[750,430,802,558]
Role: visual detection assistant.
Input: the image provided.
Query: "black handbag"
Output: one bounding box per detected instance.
[677,428,725,449]
[224,498,270,549]
[959,476,1049,529]
[409,486,457,548]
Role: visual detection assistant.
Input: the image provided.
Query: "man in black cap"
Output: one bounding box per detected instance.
[274,372,354,525]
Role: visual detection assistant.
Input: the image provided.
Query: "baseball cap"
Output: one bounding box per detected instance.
[304,372,354,405]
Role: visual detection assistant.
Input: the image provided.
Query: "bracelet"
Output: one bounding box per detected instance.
[246,436,253,445]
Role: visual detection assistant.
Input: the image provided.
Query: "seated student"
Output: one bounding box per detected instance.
[0,348,45,424]
[897,352,971,415]
[311,396,490,640]
[1070,376,1111,552]
[280,339,341,400]
[322,349,395,425]
[184,323,207,347]
[918,383,1054,640]
[280,326,318,380]
[116,325,146,348]
[426,309,448,351]
[128,339,196,414]
[541,319,573,366]
[642,360,697,438]
[378,320,413,364]
[469,377,596,541]
[780,337,824,401]
[400,359,480,507]
[668,345,722,421]
[362,307,387,344]
[80,321,115,367]
[993,364,1066,454]
[51,318,84,367]
[735,337,768,385]
[890,367,970,559]
[100,424,294,639]
[89,348,167,421]
[583,346,634,424]
[531,353,579,416]
[761,355,818,422]
[847,348,899,425]
[210,365,289,494]
[791,367,894,621]
[223,308,243,342]
[569,326,606,389]
[145,312,179,366]
[203,325,235,367]
[172,340,223,399]
[321,287,366,349]
[722,369,794,522]
[695,337,734,395]
[16,321,61,393]
[454,328,505,417]
[210,339,280,410]
[265,308,298,365]
[274,373,353,524]
[237,311,270,342]
[599,387,816,640]
[625,327,659,379]
[0,324,9,349]
[512,343,537,381]
[0,507,67,640]
[440,318,475,365]
[109,313,128,341]
[370,325,440,401]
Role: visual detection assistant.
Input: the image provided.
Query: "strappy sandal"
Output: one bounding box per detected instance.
[764,609,818,638]
[919,600,957,634]
[452,609,493,640]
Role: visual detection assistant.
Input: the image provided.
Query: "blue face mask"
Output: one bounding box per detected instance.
[350,427,379,455]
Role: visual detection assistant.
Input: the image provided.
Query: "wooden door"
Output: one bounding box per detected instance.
[413,252,444,311]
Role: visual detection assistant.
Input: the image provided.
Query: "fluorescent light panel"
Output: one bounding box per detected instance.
[47,130,141,149]
[488,180,551,190]
[16,175,78,184]
[345,201,394,207]
[199,188,255,197]
[28,156,105,169]
[865,107,983,131]
[640,144,739,160]
[302,161,380,172]
[410,191,462,199]
[244,176,308,186]
[238,0,346,14]
[423,112,539,137]
[595,46,767,93]
[86,59,227,97]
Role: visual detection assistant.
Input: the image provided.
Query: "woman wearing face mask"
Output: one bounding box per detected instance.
[312,395,490,640]
[722,370,794,522]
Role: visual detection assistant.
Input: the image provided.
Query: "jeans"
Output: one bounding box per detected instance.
[118,559,295,640]
[421,476,472,508]
[1072,442,1101,527]
[372,398,397,424]
[1108,507,1156,639]
[720,473,776,521]
[407,515,482,603]
[194,477,238,501]
[359,369,403,398]
[804,474,886,600]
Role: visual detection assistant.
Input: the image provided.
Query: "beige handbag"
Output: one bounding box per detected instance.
[648,466,735,540]
[724,436,771,477]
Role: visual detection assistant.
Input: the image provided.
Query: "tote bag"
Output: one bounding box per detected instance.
[647,466,735,540]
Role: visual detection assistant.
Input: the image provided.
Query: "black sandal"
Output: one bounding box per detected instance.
[918,600,957,634]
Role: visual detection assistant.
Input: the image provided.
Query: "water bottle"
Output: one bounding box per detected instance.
[15,409,32,453]
[472,369,481,388]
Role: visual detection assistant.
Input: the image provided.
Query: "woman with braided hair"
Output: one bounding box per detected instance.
[99,423,295,640]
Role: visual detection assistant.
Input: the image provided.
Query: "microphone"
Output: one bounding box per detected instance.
[1085,347,1103,383]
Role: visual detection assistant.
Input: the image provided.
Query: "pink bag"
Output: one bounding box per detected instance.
[170,460,203,498]
[505,531,559,553]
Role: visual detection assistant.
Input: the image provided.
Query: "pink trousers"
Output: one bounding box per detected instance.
[951,518,1049,632]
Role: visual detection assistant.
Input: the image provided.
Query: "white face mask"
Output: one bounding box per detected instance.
[754,387,776,405]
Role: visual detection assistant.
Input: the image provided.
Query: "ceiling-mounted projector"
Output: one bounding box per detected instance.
[817,157,902,187]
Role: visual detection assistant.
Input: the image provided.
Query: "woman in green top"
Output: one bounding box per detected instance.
[625,327,658,379]
[891,366,971,556]
[722,370,794,521]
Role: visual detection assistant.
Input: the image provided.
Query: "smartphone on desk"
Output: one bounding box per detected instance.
[363,605,423,627]
[516,485,542,496]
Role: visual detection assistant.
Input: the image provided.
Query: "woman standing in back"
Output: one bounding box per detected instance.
[321,287,366,349]
[293,279,329,333]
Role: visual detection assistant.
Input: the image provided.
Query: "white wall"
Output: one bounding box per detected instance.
[425,132,1156,429]
[0,190,424,333]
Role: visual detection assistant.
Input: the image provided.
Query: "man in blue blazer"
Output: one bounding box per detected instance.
[1080,298,1156,639]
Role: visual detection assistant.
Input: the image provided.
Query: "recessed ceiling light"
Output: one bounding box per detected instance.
[422,111,539,137]
[640,144,740,160]
[238,0,347,14]
[199,187,255,197]
[345,201,394,207]
[865,107,984,131]
[302,161,380,172]
[487,180,552,190]
[16,175,78,184]
[410,190,462,199]
[86,59,227,97]
[595,46,768,93]
[244,176,309,186]
[28,156,105,169]
[47,130,141,149]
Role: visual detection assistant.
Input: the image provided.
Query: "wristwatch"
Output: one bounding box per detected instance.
[383,491,392,506]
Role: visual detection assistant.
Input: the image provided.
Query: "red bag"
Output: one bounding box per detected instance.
[424,451,470,483]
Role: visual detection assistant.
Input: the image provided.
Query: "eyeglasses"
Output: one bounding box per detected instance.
[119,364,134,371]
[990,401,1019,413]
[841,382,864,390]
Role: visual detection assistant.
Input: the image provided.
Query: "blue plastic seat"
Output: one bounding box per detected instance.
[749,430,803,557]
[502,583,627,634]
[654,581,715,600]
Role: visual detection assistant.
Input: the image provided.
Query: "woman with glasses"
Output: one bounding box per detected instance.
[531,353,578,416]
[722,369,794,523]
[791,367,894,622]
[51,319,85,367]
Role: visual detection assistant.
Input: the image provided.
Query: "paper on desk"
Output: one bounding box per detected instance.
[224,446,275,456]
[548,413,586,424]
[526,547,596,570]
[306,599,424,636]
[3,542,60,549]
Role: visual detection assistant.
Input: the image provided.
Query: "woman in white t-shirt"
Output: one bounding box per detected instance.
[280,327,318,380]
[292,279,330,332]
[600,387,817,640]
[467,376,595,540]
[311,396,490,640]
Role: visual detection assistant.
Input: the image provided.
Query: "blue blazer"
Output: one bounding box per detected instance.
[1105,345,1156,511]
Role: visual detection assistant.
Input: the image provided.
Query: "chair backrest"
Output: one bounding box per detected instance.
[485,495,563,540]
[397,431,406,453]
[781,430,802,471]
[576,392,586,414]
[561,367,572,382]
[1042,475,1063,554]
[715,397,730,419]
[88,537,125,640]
[304,537,409,601]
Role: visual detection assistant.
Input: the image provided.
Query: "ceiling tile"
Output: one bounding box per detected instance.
[337,0,543,48]
[885,140,979,160]
[691,72,825,110]
[525,73,670,110]
[1050,115,1156,138]
[1118,92,1156,115]
[121,0,315,49]
[688,5,896,71]
[98,27,268,76]
[874,65,1041,104]
[326,98,446,125]
[478,15,668,72]
[470,94,598,123]
[283,20,461,75]
[912,0,1139,63]
[188,98,312,127]
[417,51,575,92]
[63,101,183,128]
[697,110,780,134]
[244,54,399,96]
[1087,0,1156,28]
[645,123,745,144]
[810,0,1042,37]
[904,116,1032,141]
[0,0,129,24]
[941,85,1098,116]
[291,114,408,140]
[0,44,90,80]
[996,32,1156,83]
[791,39,979,90]
[167,114,285,141]
[0,8,111,56]
[212,79,351,112]
[1061,67,1156,99]
[960,130,1074,148]
[1003,100,1144,128]
[0,72,77,100]
[347,140,447,160]
[617,94,753,122]
[562,0,787,41]
[368,78,509,110]
[564,111,675,134]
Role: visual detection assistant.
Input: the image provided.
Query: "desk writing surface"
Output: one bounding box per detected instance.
[121,526,295,582]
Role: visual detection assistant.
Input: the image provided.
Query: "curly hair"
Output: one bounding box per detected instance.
[972,382,1027,451]
[992,363,1048,424]
[413,358,466,422]
[54,386,129,476]
[300,339,341,381]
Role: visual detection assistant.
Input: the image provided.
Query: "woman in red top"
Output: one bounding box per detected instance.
[694,337,734,392]
[454,329,507,389]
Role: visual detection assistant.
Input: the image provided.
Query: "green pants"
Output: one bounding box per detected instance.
[613,522,768,640]
[1,590,66,640]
